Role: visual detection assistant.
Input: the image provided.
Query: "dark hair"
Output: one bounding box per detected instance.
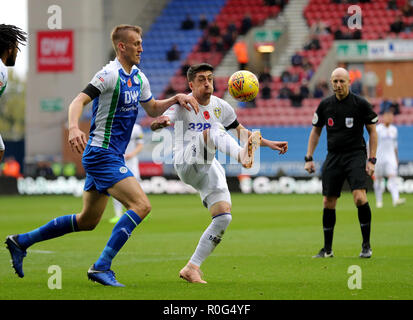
[0,24,27,55]
[186,63,214,82]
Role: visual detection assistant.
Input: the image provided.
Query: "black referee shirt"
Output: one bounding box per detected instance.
[312,92,378,153]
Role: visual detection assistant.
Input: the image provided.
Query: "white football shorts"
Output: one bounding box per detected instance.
[375,159,398,178]
[174,133,231,209]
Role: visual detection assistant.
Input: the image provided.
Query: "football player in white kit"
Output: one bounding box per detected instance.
[0,24,27,162]
[151,63,288,283]
[110,123,144,223]
[374,109,406,208]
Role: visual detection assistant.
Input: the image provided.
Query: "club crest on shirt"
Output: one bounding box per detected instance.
[345,117,354,128]
[133,75,139,85]
[214,106,222,119]
[119,166,128,174]
[328,117,334,127]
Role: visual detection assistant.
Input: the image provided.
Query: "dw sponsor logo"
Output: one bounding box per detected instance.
[124,90,139,104]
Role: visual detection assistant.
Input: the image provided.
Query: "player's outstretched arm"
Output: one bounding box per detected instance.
[141,94,199,117]
[234,123,288,154]
[150,115,171,131]
[68,92,91,154]
[304,126,322,174]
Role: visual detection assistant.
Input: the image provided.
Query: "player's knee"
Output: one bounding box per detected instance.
[323,197,336,209]
[128,200,151,218]
[353,191,367,206]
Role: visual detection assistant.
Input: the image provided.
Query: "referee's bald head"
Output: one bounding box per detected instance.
[331,67,350,80]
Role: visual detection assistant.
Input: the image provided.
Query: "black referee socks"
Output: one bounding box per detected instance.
[357,202,372,245]
[323,208,336,252]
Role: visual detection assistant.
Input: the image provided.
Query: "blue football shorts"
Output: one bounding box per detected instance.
[82,145,134,196]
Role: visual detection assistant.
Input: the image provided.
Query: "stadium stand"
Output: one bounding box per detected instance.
[138,0,413,129]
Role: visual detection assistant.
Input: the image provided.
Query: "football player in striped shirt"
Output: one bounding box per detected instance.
[5,24,198,287]
[0,24,27,162]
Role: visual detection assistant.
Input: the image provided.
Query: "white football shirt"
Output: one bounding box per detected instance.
[0,59,8,98]
[376,123,398,164]
[163,94,237,161]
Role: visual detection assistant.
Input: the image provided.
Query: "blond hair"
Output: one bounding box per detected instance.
[111,24,142,53]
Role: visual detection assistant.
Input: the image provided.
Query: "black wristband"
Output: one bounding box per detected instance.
[368,157,377,164]
[305,155,313,162]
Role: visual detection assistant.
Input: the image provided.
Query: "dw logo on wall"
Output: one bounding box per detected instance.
[37,30,74,72]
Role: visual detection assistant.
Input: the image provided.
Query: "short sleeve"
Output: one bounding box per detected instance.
[312,100,325,127]
[89,68,117,94]
[221,100,237,128]
[163,104,180,124]
[361,99,378,125]
[137,72,153,103]
[0,69,7,97]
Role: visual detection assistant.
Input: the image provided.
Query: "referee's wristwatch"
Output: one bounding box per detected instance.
[368,157,377,165]
[304,155,313,162]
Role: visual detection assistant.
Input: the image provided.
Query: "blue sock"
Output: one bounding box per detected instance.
[94,210,142,271]
[17,214,79,250]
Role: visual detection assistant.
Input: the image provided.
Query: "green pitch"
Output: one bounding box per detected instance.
[0,193,412,300]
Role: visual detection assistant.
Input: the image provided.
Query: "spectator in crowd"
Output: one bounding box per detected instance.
[313,80,329,98]
[226,21,238,35]
[380,99,400,115]
[313,82,324,98]
[289,86,304,108]
[181,62,191,76]
[402,2,413,17]
[166,44,180,61]
[199,14,208,30]
[302,57,315,80]
[387,0,398,10]
[353,29,362,40]
[199,37,211,52]
[208,22,221,38]
[281,70,292,83]
[300,79,310,99]
[278,85,292,99]
[363,70,379,98]
[239,14,252,35]
[212,37,224,52]
[351,78,363,95]
[181,14,195,30]
[222,29,236,50]
[261,83,272,100]
[390,15,405,33]
[291,52,303,67]
[233,40,249,69]
[304,34,321,50]
[164,85,177,99]
[258,66,273,84]
[310,19,330,36]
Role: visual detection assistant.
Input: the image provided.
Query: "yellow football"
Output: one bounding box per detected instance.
[228,70,259,102]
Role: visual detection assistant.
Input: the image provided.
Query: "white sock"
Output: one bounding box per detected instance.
[387,177,400,204]
[190,213,232,267]
[208,122,242,161]
[373,178,384,204]
[112,198,123,218]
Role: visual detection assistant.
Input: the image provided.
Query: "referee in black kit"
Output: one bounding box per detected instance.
[304,67,378,259]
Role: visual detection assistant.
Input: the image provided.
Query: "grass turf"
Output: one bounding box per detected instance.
[0,193,412,300]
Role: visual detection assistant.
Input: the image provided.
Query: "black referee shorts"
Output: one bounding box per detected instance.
[321,150,369,197]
